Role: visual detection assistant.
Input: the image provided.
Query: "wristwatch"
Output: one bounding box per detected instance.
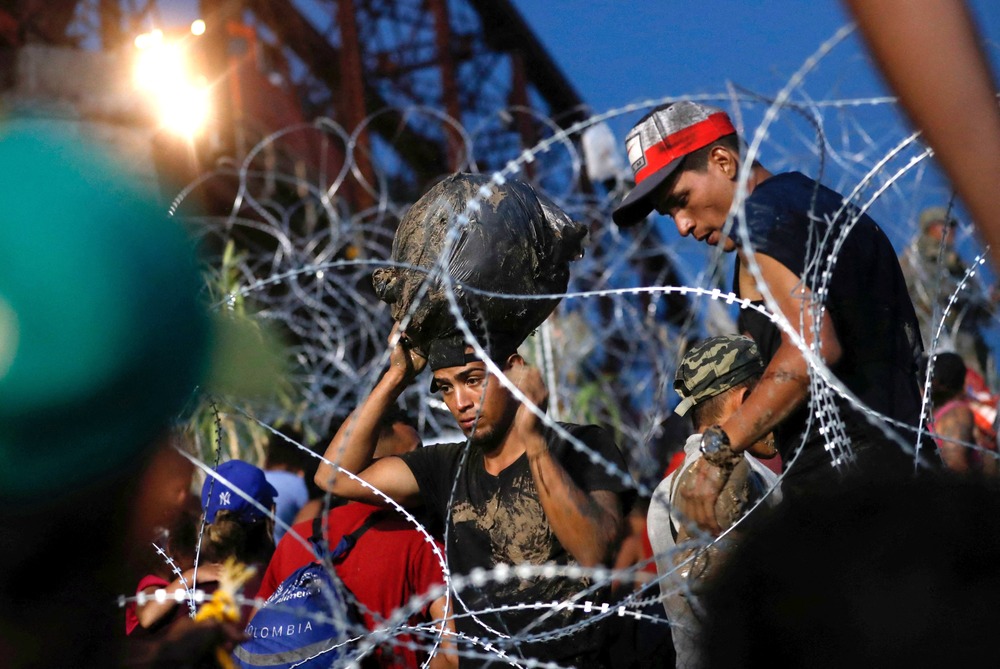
[699,425,742,471]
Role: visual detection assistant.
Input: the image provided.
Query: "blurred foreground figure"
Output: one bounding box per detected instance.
[0,124,238,667]
[845,0,1000,270]
[699,472,1000,667]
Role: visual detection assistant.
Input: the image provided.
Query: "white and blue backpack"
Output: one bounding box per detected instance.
[233,511,386,668]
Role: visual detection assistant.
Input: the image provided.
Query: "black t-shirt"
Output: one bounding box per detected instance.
[734,172,924,475]
[399,423,634,667]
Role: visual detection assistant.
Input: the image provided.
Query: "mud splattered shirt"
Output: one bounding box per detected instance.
[400,422,633,667]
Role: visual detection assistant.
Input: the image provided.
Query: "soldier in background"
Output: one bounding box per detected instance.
[899,206,996,379]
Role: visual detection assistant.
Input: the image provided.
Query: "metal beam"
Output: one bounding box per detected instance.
[242,0,447,191]
[465,0,587,127]
[429,0,462,171]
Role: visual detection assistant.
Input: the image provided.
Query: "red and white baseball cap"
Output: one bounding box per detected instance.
[612,101,736,227]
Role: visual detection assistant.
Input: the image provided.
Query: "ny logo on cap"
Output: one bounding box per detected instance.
[219,491,232,507]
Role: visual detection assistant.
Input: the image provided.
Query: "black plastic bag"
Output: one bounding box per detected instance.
[372,173,586,356]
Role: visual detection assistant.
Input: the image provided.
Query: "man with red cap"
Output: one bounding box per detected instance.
[614,101,934,528]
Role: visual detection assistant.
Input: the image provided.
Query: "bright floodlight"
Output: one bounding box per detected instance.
[191,20,206,36]
[159,83,210,137]
[133,29,162,50]
[133,33,210,138]
[134,42,185,92]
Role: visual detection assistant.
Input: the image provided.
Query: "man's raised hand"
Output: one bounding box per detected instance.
[507,360,549,441]
[387,322,427,385]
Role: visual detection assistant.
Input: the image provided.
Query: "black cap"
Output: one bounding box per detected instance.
[426,332,520,392]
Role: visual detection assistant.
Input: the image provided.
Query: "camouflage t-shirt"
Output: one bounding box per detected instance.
[400,422,634,667]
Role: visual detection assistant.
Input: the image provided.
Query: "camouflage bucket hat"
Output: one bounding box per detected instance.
[674,335,764,416]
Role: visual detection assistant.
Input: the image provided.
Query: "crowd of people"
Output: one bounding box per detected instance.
[115,96,1000,669]
[5,1,1000,665]
[612,75,1000,667]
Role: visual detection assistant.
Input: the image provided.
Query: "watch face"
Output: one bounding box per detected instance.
[700,427,739,469]
[701,427,727,454]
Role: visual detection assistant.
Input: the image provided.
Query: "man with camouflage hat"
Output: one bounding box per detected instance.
[614,100,931,527]
[646,334,781,669]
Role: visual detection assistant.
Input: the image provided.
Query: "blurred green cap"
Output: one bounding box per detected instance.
[0,124,211,499]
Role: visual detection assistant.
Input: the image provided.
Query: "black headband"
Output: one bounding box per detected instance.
[426,333,518,392]
[427,335,481,371]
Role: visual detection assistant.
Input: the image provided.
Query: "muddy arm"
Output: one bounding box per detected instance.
[723,253,842,453]
[512,364,624,567]
[314,326,424,507]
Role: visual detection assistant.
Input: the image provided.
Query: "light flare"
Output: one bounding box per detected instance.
[132,29,210,137]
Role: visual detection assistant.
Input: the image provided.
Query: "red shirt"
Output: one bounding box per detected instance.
[257,502,446,668]
[125,574,171,636]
